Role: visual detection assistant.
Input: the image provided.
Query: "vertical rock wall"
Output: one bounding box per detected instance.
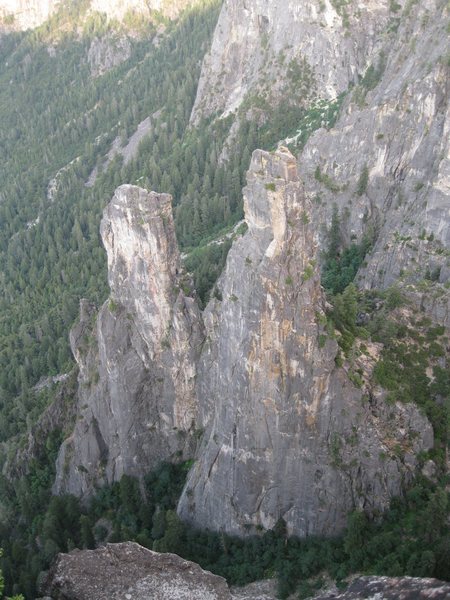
[190,0,392,123]
[177,149,432,536]
[297,0,450,290]
[54,163,433,536]
[54,186,203,497]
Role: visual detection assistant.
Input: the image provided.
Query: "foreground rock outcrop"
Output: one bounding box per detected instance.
[178,148,432,536]
[54,186,203,497]
[41,542,232,600]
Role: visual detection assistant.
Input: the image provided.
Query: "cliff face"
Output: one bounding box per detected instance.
[54,186,203,497]
[177,149,432,536]
[87,34,132,77]
[191,0,391,123]
[89,0,199,21]
[55,156,433,534]
[298,0,450,292]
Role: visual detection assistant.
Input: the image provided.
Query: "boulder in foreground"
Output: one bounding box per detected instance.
[41,542,231,600]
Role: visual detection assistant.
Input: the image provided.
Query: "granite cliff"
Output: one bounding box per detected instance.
[178,148,432,536]
[0,0,59,30]
[56,151,433,537]
[298,0,450,295]
[192,0,450,300]
[54,186,203,497]
[191,0,392,123]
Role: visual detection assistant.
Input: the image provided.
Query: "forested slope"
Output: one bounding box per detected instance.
[0,0,234,439]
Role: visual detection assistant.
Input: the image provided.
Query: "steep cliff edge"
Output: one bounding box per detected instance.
[178,149,432,537]
[191,0,391,123]
[54,186,203,497]
[53,153,433,533]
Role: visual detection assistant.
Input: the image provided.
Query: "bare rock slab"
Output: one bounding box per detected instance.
[42,542,232,600]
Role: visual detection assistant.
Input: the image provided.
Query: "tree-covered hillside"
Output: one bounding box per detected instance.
[0,0,235,441]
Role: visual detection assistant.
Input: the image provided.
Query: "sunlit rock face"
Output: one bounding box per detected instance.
[90,0,199,21]
[193,0,449,295]
[177,148,433,537]
[54,156,433,533]
[297,0,450,292]
[190,0,391,123]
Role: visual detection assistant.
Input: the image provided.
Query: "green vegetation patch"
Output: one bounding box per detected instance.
[321,206,373,296]
[183,239,232,307]
[371,309,449,450]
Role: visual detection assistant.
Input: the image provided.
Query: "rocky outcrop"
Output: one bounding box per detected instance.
[41,542,282,599]
[191,0,392,123]
[54,186,203,497]
[177,148,433,537]
[41,542,232,600]
[297,0,450,291]
[86,115,156,187]
[87,34,131,77]
[54,152,434,533]
[314,576,450,599]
